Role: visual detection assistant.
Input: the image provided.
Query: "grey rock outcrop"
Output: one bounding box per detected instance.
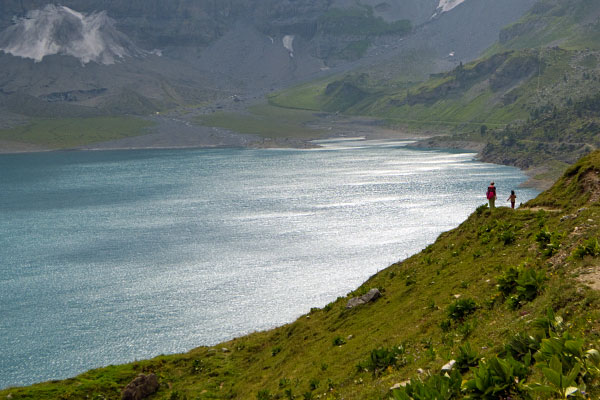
[121,373,159,400]
[346,288,381,309]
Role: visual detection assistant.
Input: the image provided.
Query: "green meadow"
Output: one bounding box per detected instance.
[0,117,154,149]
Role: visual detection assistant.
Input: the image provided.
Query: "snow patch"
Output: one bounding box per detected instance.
[0,4,140,64]
[282,35,295,58]
[432,0,466,18]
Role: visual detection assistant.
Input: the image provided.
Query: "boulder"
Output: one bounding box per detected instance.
[121,373,159,400]
[346,288,382,309]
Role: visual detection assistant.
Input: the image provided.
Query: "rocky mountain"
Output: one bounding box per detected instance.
[0,0,536,131]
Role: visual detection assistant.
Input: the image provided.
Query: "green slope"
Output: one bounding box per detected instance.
[267,0,600,180]
[0,117,154,149]
[491,0,600,52]
[4,152,600,399]
[270,46,600,134]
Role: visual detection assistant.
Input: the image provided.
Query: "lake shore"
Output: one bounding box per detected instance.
[0,109,553,190]
[0,112,435,153]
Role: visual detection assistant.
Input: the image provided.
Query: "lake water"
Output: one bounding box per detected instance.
[0,139,539,389]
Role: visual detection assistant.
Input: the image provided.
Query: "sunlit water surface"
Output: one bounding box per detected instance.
[0,139,539,388]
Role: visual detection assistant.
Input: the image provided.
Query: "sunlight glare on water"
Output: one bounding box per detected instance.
[0,139,539,388]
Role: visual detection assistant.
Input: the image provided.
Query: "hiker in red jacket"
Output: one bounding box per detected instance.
[486,182,496,209]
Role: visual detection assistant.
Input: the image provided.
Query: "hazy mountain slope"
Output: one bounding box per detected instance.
[494,0,600,51]
[4,150,600,399]
[267,0,600,187]
[0,0,536,148]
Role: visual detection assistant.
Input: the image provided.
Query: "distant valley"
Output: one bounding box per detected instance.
[0,0,536,151]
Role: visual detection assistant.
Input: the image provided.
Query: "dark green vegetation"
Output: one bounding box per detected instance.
[4,152,600,399]
[0,117,154,149]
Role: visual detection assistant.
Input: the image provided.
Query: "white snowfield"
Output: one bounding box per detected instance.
[438,0,466,12]
[282,35,295,57]
[432,0,466,18]
[0,4,136,64]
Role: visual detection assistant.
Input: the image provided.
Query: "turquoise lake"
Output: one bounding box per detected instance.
[0,139,540,388]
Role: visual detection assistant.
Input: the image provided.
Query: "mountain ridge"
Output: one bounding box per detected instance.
[0,0,536,151]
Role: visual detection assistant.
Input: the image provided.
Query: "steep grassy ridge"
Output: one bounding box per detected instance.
[491,0,600,52]
[4,152,600,399]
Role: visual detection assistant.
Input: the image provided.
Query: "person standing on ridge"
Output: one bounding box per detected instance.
[486,182,496,209]
[507,190,517,209]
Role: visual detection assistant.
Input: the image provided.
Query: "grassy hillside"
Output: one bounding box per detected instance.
[196,104,326,140]
[490,0,600,52]
[4,152,600,399]
[267,0,600,178]
[270,47,600,133]
[0,117,154,149]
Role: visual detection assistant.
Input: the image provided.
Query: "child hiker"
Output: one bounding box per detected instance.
[507,190,517,209]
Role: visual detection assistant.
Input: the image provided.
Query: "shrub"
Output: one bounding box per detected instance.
[391,369,462,400]
[440,319,452,332]
[504,332,542,361]
[458,320,477,339]
[496,265,546,309]
[531,332,600,398]
[475,204,489,215]
[284,388,294,400]
[572,237,600,259]
[271,346,282,356]
[446,298,478,322]
[456,342,480,372]
[500,228,516,245]
[534,332,600,378]
[191,359,204,374]
[531,309,564,337]
[332,336,346,346]
[279,378,291,389]
[536,229,562,257]
[497,266,520,297]
[514,267,546,303]
[257,389,272,400]
[362,345,407,376]
[535,229,552,245]
[530,355,586,399]
[462,355,531,399]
